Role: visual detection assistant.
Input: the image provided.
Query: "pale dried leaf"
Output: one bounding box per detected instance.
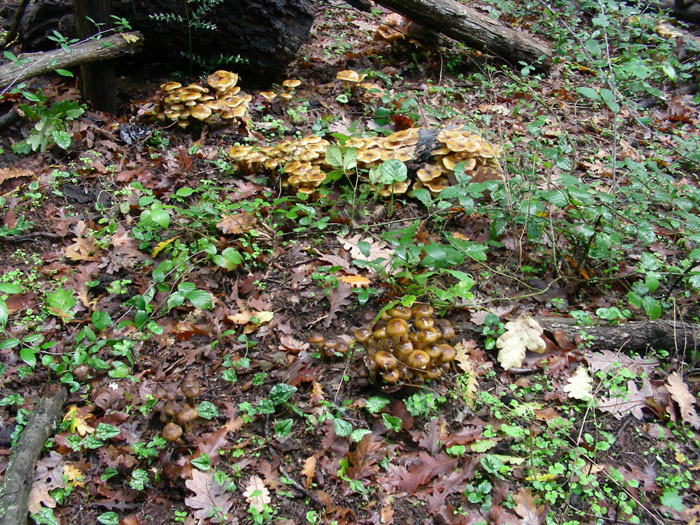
[666,372,700,429]
[217,212,257,235]
[514,487,545,524]
[598,379,653,420]
[454,339,476,373]
[0,166,32,184]
[243,475,271,512]
[563,366,593,402]
[338,234,397,273]
[495,315,545,370]
[185,470,234,522]
[587,350,658,376]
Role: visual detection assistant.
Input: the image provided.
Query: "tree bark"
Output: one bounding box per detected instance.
[658,0,700,23]
[0,31,143,92]
[368,0,553,69]
[0,387,67,525]
[456,318,700,354]
[73,0,116,113]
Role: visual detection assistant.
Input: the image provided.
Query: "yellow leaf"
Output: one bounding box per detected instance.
[338,274,371,288]
[63,405,95,437]
[151,235,180,258]
[228,311,252,325]
[0,166,32,184]
[63,464,85,488]
[121,33,140,44]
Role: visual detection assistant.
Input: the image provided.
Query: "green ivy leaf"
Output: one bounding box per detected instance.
[191,453,211,471]
[46,288,76,321]
[365,396,390,414]
[96,512,119,525]
[197,401,219,420]
[0,283,21,294]
[270,383,297,405]
[95,423,120,440]
[333,418,352,437]
[382,413,402,432]
[185,289,212,310]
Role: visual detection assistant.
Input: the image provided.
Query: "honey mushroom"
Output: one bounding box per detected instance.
[351,303,458,384]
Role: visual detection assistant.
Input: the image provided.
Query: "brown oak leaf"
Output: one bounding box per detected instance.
[666,372,700,429]
[513,487,545,524]
[185,470,234,522]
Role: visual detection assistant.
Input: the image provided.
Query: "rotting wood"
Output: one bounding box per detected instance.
[455,318,700,353]
[0,387,67,525]
[363,0,553,69]
[0,31,143,92]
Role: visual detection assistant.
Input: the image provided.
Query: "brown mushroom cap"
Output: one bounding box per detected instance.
[372,325,387,339]
[374,351,398,371]
[439,344,457,363]
[385,318,409,338]
[387,305,412,320]
[406,350,431,369]
[336,70,367,83]
[437,320,456,340]
[382,368,401,383]
[282,79,302,90]
[417,327,441,345]
[412,304,434,318]
[354,327,372,343]
[259,91,277,101]
[308,332,325,345]
[163,422,183,442]
[181,381,200,401]
[164,401,181,418]
[207,70,239,91]
[414,316,435,330]
[177,407,199,426]
[395,340,414,357]
[426,344,443,360]
[190,104,213,121]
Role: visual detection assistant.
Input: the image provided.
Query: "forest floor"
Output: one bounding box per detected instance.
[0,0,699,524]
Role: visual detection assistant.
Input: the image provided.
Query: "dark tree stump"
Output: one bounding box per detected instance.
[17,0,315,87]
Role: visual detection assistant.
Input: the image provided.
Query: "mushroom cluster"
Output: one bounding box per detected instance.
[228,127,500,196]
[153,377,201,443]
[157,70,251,128]
[354,304,457,384]
[375,13,430,47]
[307,333,350,358]
[229,135,331,194]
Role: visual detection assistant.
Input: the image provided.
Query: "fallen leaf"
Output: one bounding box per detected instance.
[563,366,593,402]
[151,235,180,258]
[338,234,397,273]
[325,281,351,328]
[338,274,371,288]
[243,475,271,512]
[217,212,257,235]
[302,455,317,489]
[514,487,545,524]
[598,379,653,420]
[0,166,32,184]
[496,315,546,370]
[666,372,700,429]
[185,470,234,522]
[63,464,85,488]
[63,405,95,436]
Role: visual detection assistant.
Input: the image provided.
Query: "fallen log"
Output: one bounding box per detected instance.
[367,0,553,69]
[658,0,700,24]
[0,387,67,525]
[456,318,700,354]
[0,31,143,92]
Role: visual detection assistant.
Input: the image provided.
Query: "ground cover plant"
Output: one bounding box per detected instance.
[0,0,699,523]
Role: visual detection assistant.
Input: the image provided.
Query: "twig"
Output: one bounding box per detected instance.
[277,465,325,509]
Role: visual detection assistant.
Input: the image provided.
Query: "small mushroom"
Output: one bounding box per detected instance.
[385,317,409,345]
[437,320,455,341]
[353,327,372,343]
[382,368,401,383]
[414,316,435,330]
[282,79,302,91]
[163,422,183,443]
[406,350,431,370]
[181,380,200,403]
[412,304,434,318]
[176,406,199,432]
[374,351,398,371]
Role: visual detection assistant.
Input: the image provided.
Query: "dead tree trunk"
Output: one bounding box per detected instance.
[73,0,116,113]
[0,387,67,525]
[367,0,553,69]
[0,31,143,92]
[18,0,315,88]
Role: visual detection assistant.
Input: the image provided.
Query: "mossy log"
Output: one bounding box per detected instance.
[0,387,67,525]
[367,0,553,69]
[0,31,143,92]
